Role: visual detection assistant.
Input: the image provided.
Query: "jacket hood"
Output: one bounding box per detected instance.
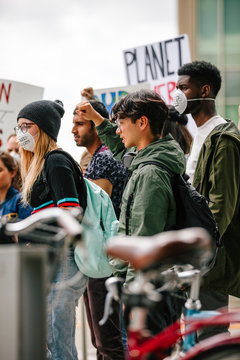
[129,134,186,174]
[204,119,240,147]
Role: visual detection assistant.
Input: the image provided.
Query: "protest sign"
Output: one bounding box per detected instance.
[123,34,191,104]
[0,80,44,149]
[93,83,150,114]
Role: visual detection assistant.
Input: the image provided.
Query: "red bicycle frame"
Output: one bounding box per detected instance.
[127,310,240,359]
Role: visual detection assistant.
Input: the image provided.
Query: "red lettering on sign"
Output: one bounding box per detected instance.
[154,83,165,95]
[0,83,12,104]
[154,81,176,104]
[167,81,176,103]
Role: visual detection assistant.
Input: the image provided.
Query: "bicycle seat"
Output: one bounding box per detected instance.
[106,227,213,271]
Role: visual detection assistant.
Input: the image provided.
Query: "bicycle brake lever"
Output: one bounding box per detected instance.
[99,277,123,326]
[105,277,123,301]
[99,292,114,326]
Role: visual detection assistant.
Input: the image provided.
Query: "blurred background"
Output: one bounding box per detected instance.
[0,0,239,160]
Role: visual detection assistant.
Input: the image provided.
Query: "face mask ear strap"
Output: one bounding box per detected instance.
[187,98,216,102]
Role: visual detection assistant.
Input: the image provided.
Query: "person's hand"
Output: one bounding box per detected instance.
[81,87,95,100]
[76,101,105,126]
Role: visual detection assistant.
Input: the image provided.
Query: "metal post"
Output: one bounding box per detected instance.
[0,245,47,360]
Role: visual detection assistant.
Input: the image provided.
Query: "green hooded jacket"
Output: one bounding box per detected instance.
[97,120,186,283]
[193,120,240,297]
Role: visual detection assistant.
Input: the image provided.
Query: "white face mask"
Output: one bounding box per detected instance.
[9,151,21,163]
[16,130,36,152]
[173,89,215,114]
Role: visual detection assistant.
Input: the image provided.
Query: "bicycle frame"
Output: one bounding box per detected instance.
[103,230,240,359]
[122,269,240,359]
[127,311,240,359]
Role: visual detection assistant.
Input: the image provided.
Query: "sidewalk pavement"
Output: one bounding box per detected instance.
[76,298,96,360]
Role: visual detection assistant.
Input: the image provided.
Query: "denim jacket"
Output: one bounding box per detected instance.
[0,186,32,220]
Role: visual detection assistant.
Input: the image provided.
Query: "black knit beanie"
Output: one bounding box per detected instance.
[17,100,65,141]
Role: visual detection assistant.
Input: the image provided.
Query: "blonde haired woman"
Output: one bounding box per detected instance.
[15,99,87,360]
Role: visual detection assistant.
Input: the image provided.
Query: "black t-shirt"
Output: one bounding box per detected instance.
[30,152,83,213]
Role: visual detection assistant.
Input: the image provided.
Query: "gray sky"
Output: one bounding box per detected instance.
[0,0,177,159]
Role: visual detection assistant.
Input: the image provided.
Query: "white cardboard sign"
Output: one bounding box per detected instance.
[93,83,150,114]
[123,34,191,104]
[0,79,44,149]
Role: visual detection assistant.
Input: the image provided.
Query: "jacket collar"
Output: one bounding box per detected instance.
[193,120,240,190]
[1,186,18,205]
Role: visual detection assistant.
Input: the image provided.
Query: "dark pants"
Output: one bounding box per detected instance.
[198,290,229,341]
[83,277,125,360]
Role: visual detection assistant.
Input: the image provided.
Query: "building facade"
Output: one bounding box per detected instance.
[178,0,240,125]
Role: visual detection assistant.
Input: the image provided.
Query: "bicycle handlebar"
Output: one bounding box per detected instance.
[0,208,83,246]
[4,208,82,236]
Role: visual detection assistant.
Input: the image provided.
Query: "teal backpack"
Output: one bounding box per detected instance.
[43,149,118,278]
[75,178,119,278]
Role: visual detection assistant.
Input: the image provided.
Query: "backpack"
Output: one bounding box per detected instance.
[147,162,221,266]
[43,149,118,278]
[124,158,221,270]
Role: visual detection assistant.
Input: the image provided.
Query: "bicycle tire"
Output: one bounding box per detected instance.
[190,344,240,360]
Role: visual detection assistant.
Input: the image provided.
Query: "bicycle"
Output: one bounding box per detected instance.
[101,228,240,360]
[0,208,84,360]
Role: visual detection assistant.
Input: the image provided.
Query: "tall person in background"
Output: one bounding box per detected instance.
[174,60,240,339]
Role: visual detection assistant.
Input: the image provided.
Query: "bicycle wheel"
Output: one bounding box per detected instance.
[191,344,240,360]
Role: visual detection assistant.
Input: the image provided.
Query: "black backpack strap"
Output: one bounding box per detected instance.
[125,193,133,235]
[142,161,174,177]
[142,161,190,182]
[39,165,51,201]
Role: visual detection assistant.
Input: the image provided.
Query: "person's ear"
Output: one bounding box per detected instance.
[201,84,211,98]
[138,115,148,130]
[10,170,16,179]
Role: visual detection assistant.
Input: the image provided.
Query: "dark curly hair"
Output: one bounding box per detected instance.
[178,61,222,97]
[111,89,168,136]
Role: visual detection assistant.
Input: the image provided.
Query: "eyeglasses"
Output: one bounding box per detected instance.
[14,123,35,135]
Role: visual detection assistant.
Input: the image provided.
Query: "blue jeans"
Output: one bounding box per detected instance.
[47,249,88,360]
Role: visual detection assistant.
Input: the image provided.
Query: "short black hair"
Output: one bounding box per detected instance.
[178,61,222,97]
[89,100,109,119]
[73,100,109,129]
[111,89,168,136]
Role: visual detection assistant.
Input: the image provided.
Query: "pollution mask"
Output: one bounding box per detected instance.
[173,89,215,114]
[16,130,36,152]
